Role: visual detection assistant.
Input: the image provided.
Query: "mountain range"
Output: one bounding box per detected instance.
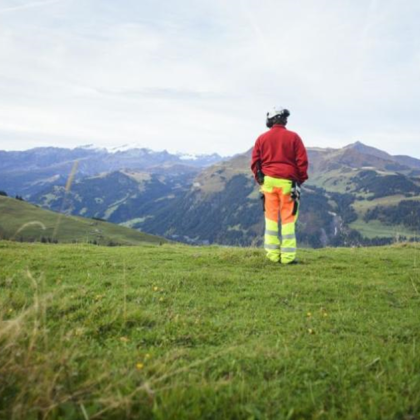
[1,142,420,248]
[0,146,225,197]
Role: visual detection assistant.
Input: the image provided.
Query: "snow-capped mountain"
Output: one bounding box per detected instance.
[0,146,227,197]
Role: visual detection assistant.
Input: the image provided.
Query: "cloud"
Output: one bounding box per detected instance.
[0,0,419,157]
[0,0,64,14]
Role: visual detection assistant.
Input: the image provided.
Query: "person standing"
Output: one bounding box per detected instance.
[251,107,309,265]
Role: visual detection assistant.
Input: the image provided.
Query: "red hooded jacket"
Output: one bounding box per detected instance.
[251,125,309,184]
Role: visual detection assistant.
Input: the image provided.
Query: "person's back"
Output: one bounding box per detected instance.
[251,107,309,265]
[251,123,308,185]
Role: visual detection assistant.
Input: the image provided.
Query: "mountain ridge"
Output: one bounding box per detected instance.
[2,141,420,248]
[136,141,420,246]
[0,146,226,197]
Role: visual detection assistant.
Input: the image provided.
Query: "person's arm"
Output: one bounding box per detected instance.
[295,135,309,184]
[250,138,262,183]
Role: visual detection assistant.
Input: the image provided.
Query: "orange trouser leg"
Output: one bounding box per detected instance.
[279,191,298,264]
[263,190,281,262]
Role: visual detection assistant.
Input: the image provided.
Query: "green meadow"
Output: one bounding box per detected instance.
[1,241,420,419]
[0,195,164,246]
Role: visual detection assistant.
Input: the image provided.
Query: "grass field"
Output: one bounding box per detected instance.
[1,241,420,419]
[0,195,164,245]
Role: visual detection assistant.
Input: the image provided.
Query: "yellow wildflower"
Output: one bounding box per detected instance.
[136,362,144,370]
[320,308,328,317]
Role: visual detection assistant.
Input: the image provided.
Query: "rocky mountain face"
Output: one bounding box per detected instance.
[2,142,420,248]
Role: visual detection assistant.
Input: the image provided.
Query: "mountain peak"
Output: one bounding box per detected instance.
[343,141,394,162]
[345,141,367,149]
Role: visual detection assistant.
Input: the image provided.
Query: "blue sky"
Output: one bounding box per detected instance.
[0,0,419,157]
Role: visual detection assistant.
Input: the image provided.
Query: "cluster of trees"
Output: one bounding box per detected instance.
[296,185,335,248]
[40,237,59,244]
[143,175,263,246]
[2,235,130,247]
[329,192,358,224]
[365,200,420,231]
[0,190,25,200]
[353,170,420,199]
[0,230,127,247]
[0,235,58,243]
[327,229,411,247]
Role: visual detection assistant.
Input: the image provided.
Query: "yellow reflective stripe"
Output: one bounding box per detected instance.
[265,244,280,250]
[282,234,296,240]
[265,229,278,236]
[281,247,296,253]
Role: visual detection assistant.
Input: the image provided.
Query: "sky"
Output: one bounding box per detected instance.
[0,0,419,157]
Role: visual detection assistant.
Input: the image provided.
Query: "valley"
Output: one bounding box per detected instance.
[1,142,420,247]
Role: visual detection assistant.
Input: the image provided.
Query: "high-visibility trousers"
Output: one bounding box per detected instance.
[261,176,299,264]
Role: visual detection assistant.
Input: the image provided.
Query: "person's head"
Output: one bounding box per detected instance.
[266,107,290,128]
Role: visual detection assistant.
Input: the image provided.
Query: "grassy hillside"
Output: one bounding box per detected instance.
[0,195,165,245]
[1,241,419,419]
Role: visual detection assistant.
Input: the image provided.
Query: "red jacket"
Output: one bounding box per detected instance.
[251,125,309,184]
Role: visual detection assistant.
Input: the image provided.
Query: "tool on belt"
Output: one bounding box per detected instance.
[291,181,301,216]
[256,161,265,186]
[256,161,266,211]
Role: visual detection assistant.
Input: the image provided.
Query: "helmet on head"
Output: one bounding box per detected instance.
[266,107,290,128]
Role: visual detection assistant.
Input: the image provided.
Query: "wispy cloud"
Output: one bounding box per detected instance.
[0,0,419,156]
[0,0,64,14]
